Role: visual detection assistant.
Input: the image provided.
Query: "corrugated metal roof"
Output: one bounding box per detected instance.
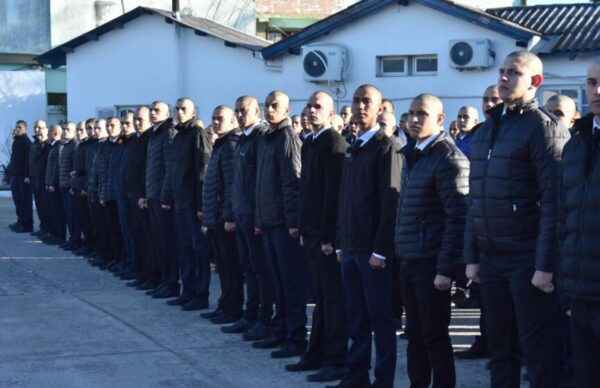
[35,6,270,68]
[487,3,600,54]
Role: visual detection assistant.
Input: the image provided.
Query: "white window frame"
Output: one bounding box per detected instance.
[413,55,438,76]
[538,86,586,114]
[377,56,408,77]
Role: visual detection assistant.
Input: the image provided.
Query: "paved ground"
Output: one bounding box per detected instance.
[0,197,489,387]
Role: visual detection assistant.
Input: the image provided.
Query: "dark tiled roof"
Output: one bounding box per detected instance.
[487,3,600,54]
[36,6,270,68]
[261,0,539,60]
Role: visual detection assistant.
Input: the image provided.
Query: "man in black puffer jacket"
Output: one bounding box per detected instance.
[33,123,51,238]
[253,91,310,359]
[70,120,94,255]
[45,125,66,244]
[167,98,212,311]
[28,120,45,234]
[58,122,79,250]
[202,105,243,324]
[145,101,179,299]
[464,51,570,388]
[395,94,469,388]
[87,119,108,262]
[559,60,600,388]
[227,96,271,339]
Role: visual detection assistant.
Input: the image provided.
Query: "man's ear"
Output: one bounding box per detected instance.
[437,113,445,127]
[531,74,543,88]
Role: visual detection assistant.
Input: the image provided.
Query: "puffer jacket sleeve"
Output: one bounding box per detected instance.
[531,120,570,273]
[435,152,470,277]
[221,137,236,223]
[195,126,212,212]
[280,130,302,228]
[373,141,402,256]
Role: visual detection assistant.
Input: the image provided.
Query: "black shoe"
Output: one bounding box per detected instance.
[307,366,348,382]
[126,278,145,288]
[242,323,271,341]
[221,319,255,334]
[252,334,286,349]
[271,342,306,359]
[137,280,159,290]
[326,377,370,388]
[210,313,241,325]
[166,295,192,306]
[152,286,180,299]
[181,297,209,311]
[145,285,164,295]
[14,225,33,233]
[119,271,136,281]
[9,222,19,230]
[47,237,65,245]
[285,358,321,372]
[106,261,122,273]
[200,308,224,319]
[454,338,488,359]
[398,332,408,340]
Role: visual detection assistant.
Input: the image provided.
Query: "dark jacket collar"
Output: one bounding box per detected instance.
[572,113,595,138]
[264,118,291,137]
[153,118,172,133]
[175,118,196,132]
[214,129,240,148]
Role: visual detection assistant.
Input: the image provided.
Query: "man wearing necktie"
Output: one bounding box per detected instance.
[333,84,402,388]
[559,59,600,388]
[464,51,570,388]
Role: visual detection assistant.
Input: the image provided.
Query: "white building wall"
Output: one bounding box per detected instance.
[66,15,179,121]
[64,3,595,126]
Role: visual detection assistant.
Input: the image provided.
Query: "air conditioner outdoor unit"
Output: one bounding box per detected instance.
[449,39,494,70]
[302,44,348,82]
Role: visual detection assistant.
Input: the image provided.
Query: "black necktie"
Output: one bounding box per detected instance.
[348,138,364,154]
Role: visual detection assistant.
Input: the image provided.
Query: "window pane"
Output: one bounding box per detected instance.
[382,58,405,73]
[560,89,578,99]
[415,57,437,72]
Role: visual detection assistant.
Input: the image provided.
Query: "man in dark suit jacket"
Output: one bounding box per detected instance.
[333,84,402,388]
[8,120,32,233]
[286,91,348,383]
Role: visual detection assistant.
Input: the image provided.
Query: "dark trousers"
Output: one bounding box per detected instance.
[47,188,66,240]
[262,226,310,346]
[117,198,135,272]
[10,176,33,228]
[89,195,107,255]
[401,258,455,388]
[131,198,158,282]
[104,200,123,262]
[341,251,396,386]
[391,255,404,325]
[174,209,210,299]
[33,185,50,232]
[207,227,243,316]
[77,192,93,248]
[480,254,560,388]
[303,232,347,367]
[235,213,272,324]
[61,188,80,242]
[148,200,179,288]
[571,300,600,388]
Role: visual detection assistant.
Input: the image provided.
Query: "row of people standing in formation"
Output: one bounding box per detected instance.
[6,51,600,388]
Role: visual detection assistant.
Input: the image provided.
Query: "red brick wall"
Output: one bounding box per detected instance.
[256,0,346,17]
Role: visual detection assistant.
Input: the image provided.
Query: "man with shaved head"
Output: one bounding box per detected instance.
[285,91,348,382]
[545,95,577,130]
[559,59,600,388]
[145,100,180,298]
[8,120,33,233]
[165,98,212,310]
[44,124,66,244]
[465,51,570,388]
[454,106,479,159]
[396,93,469,388]
[253,91,310,359]
[336,84,402,387]
[202,105,243,323]
[57,122,80,250]
[227,95,271,338]
[29,120,47,236]
[70,120,92,255]
[127,106,159,289]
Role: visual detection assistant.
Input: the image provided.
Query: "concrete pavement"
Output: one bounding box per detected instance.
[0,197,489,387]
